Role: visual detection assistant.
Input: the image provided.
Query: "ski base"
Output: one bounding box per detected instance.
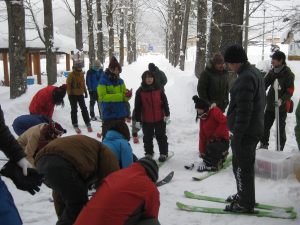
[156,171,174,187]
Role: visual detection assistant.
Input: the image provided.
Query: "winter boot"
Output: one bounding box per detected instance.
[133,136,139,144]
[158,154,168,162]
[224,202,255,213]
[73,125,81,134]
[87,126,93,132]
[91,117,97,121]
[226,193,240,203]
[184,163,195,170]
[197,162,211,172]
[97,132,102,138]
[259,142,268,149]
[145,153,154,159]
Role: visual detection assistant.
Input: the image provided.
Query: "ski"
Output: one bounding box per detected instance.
[184,191,294,213]
[156,171,174,187]
[157,151,174,168]
[192,155,232,181]
[176,202,297,219]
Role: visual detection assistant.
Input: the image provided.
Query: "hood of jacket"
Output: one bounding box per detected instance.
[104,130,125,141]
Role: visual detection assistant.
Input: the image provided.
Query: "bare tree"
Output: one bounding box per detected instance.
[119,1,125,66]
[5,0,27,98]
[220,0,245,54]
[194,0,207,79]
[96,0,104,63]
[43,0,57,85]
[173,0,183,66]
[179,0,192,71]
[75,0,83,51]
[86,0,95,67]
[106,0,114,58]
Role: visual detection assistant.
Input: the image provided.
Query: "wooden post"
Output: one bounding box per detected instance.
[2,52,9,86]
[66,53,70,71]
[33,53,41,84]
[27,53,32,76]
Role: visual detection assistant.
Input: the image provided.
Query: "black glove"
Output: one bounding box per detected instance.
[84,91,88,98]
[0,160,43,195]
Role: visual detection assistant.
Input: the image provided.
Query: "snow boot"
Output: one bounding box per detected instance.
[133,136,139,144]
[97,132,102,138]
[87,126,93,132]
[259,142,268,149]
[74,127,81,134]
[158,154,168,162]
[91,117,97,121]
[225,202,255,214]
[145,153,154,159]
[226,193,239,203]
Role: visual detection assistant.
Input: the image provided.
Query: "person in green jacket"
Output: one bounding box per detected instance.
[197,53,229,112]
[295,100,300,150]
[259,51,295,151]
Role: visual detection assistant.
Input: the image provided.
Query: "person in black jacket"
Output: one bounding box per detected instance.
[224,45,266,213]
[0,105,42,225]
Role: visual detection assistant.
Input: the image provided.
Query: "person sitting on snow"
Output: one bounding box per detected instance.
[102,120,136,168]
[185,96,229,172]
[133,70,170,162]
[34,135,120,225]
[74,157,160,225]
[12,114,51,136]
[29,84,66,119]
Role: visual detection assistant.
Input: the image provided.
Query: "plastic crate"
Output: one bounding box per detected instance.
[27,77,34,85]
[255,149,300,180]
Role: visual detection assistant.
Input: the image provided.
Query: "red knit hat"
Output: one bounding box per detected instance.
[108,56,122,73]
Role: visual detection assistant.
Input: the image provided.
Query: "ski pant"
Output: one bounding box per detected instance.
[136,218,161,225]
[260,110,287,151]
[68,95,91,127]
[36,155,88,225]
[88,91,102,119]
[203,139,229,168]
[142,120,168,155]
[231,135,259,209]
[0,177,22,225]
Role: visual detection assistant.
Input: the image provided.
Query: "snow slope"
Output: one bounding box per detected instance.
[0,54,300,225]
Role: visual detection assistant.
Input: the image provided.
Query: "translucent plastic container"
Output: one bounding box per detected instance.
[255,149,300,180]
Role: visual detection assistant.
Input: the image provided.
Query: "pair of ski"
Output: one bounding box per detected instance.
[177,191,296,219]
[191,155,232,181]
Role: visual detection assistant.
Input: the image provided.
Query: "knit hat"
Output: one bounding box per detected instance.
[138,157,159,182]
[224,44,248,63]
[108,56,122,73]
[52,84,67,105]
[192,95,210,111]
[148,63,156,72]
[272,51,286,64]
[212,53,224,65]
[106,120,130,141]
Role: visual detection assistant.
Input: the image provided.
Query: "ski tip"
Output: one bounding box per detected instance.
[192,177,202,181]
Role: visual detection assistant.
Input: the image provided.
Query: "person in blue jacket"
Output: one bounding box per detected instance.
[86,60,104,121]
[12,114,50,136]
[102,120,135,168]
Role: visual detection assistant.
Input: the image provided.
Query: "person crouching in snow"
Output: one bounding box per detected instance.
[188,95,229,172]
[102,120,136,168]
[74,157,160,225]
[133,70,170,162]
[34,135,120,225]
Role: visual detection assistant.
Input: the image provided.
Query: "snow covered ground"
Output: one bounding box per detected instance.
[0,53,300,225]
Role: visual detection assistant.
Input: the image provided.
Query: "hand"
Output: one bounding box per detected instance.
[164,116,170,124]
[125,89,132,98]
[17,158,33,176]
[211,103,217,108]
[278,98,282,107]
[84,91,88,98]
[135,122,141,130]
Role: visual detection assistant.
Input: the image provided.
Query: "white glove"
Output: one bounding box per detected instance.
[135,122,141,130]
[17,158,33,176]
[164,116,170,124]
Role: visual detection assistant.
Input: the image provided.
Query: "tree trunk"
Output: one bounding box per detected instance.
[119,4,125,66]
[132,17,137,62]
[173,0,183,67]
[75,0,83,51]
[43,0,57,85]
[165,29,169,59]
[5,0,27,98]
[194,0,207,79]
[179,0,192,71]
[207,0,223,59]
[86,0,95,67]
[220,0,245,54]
[96,0,104,63]
[106,0,114,59]
[167,0,174,64]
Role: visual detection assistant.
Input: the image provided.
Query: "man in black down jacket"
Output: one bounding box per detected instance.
[224,45,266,213]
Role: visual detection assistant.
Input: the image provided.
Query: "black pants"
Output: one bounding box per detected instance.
[203,139,229,168]
[89,91,101,119]
[142,120,168,155]
[231,135,259,209]
[260,110,287,151]
[68,95,90,127]
[36,155,88,225]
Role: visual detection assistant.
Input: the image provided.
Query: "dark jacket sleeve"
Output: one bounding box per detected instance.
[197,71,208,100]
[161,90,170,117]
[281,71,295,103]
[86,70,92,90]
[264,71,274,90]
[133,88,143,122]
[0,106,26,162]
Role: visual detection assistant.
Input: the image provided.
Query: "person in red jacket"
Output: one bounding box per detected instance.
[29,85,66,119]
[133,71,170,162]
[74,157,160,225]
[186,95,229,172]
